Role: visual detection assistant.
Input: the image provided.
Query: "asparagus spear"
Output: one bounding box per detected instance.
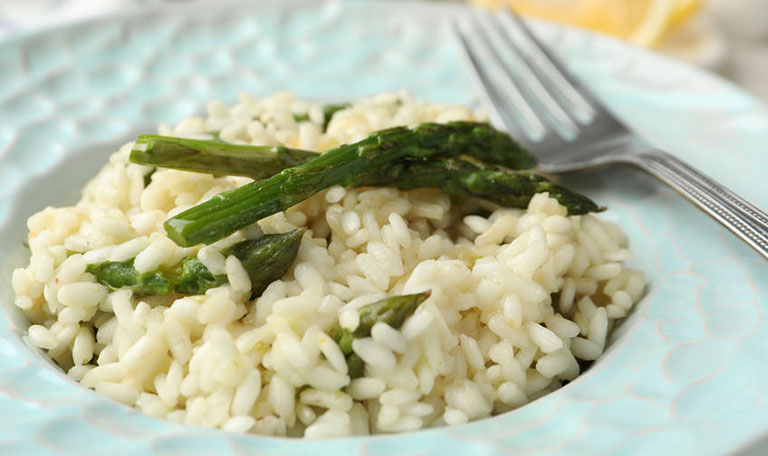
[353,291,430,338]
[143,168,156,187]
[85,229,304,297]
[365,157,603,215]
[163,122,535,247]
[131,135,318,180]
[86,260,174,296]
[320,103,349,132]
[345,355,366,381]
[293,103,350,132]
[229,228,305,296]
[133,122,534,176]
[171,257,227,295]
[131,132,534,178]
[332,291,430,378]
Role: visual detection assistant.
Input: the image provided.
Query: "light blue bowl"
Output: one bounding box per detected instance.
[1,1,767,454]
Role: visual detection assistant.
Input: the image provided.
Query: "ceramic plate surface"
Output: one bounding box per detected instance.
[0,1,767,455]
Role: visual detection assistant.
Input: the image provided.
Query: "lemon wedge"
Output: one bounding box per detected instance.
[470,0,703,47]
[669,0,703,27]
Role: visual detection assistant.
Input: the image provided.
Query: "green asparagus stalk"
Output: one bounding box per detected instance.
[86,260,175,296]
[365,157,603,215]
[134,122,534,177]
[131,135,318,180]
[345,355,366,381]
[320,103,349,131]
[229,228,305,296]
[143,168,156,187]
[332,291,430,378]
[293,103,349,132]
[162,122,534,246]
[353,291,431,337]
[171,257,227,295]
[85,229,304,297]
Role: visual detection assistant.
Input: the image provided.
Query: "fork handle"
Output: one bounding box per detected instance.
[625,150,768,259]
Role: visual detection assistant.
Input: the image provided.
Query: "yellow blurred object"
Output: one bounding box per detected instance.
[668,0,702,27]
[469,0,704,47]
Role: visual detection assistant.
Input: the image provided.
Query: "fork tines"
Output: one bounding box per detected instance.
[451,8,599,144]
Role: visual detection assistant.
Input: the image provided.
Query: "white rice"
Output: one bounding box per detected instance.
[12,90,645,438]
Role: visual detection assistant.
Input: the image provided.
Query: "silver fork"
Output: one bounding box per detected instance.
[452,8,768,260]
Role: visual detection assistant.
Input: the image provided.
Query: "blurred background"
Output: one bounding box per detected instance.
[0,0,766,101]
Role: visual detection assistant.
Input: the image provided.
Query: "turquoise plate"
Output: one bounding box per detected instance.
[1,1,767,454]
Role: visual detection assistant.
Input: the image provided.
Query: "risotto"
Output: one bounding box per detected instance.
[11,91,644,437]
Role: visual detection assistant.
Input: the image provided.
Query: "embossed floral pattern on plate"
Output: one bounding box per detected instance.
[0,1,767,455]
